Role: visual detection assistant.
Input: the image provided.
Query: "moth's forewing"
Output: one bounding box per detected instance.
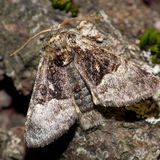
[25,54,78,148]
[74,46,160,107]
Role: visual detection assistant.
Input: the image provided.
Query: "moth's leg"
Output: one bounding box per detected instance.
[79,109,105,130]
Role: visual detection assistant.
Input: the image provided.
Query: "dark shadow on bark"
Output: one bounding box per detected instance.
[25,123,77,160]
[0,75,31,115]
[96,98,159,122]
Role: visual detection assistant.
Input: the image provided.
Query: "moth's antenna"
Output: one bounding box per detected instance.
[10,29,51,56]
[10,16,101,56]
[61,16,101,26]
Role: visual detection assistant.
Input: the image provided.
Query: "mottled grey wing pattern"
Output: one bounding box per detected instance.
[25,53,78,148]
[74,46,160,107]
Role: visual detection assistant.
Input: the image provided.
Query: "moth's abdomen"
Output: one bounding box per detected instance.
[67,62,94,113]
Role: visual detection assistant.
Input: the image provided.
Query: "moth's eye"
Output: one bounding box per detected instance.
[67,33,76,39]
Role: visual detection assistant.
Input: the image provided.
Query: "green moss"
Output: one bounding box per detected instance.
[125,99,159,119]
[139,28,160,64]
[50,0,79,17]
[139,28,160,49]
[150,44,160,64]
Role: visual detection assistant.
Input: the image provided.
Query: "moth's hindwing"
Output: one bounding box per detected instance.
[25,53,78,148]
[74,46,160,107]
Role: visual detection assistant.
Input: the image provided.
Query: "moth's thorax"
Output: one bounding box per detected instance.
[43,31,78,66]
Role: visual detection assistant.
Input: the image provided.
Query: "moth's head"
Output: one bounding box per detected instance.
[44,31,78,66]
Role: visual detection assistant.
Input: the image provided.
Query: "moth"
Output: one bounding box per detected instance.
[21,18,160,148]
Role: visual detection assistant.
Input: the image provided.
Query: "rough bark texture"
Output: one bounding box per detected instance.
[0,0,160,160]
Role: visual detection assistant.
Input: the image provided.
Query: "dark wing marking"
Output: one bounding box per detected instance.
[25,53,77,148]
[74,46,160,107]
